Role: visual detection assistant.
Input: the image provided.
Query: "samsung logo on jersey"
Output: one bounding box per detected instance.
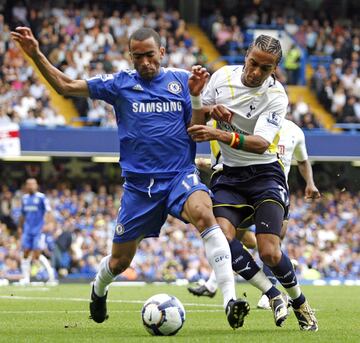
[132,101,182,113]
[24,205,39,212]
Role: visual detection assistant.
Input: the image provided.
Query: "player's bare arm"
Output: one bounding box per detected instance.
[188,125,270,154]
[297,160,321,199]
[17,215,24,237]
[188,65,212,125]
[11,27,89,97]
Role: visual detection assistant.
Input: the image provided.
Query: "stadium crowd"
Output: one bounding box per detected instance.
[1,1,205,128]
[0,182,359,283]
[2,0,333,129]
[202,1,360,125]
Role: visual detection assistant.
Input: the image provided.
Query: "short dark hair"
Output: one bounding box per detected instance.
[128,28,161,49]
[248,34,283,64]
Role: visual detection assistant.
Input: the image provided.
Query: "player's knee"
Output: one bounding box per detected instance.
[190,203,215,231]
[109,256,131,275]
[258,247,282,267]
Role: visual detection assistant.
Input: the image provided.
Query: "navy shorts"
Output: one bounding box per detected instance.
[210,161,289,232]
[113,168,210,244]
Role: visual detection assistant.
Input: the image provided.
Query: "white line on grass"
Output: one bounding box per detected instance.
[0,295,222,308]
[0,309,224,314]
[0,295,319,312]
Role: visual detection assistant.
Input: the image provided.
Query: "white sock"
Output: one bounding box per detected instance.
[39,254,55,281]
[286,284,302,299]
[21,257,31,282]
[94,255,115,297]
[247,270,274,293]
[201,225,236,308]
[205,270,218,293]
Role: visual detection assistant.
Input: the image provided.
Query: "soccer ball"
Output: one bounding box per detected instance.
[141,293,185,336]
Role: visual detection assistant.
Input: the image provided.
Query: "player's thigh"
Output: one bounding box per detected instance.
[31,232,43,251]
[21,232,36,251]
[211,171,255,229]
[167,170,213,231]
[280,220,288,240]
[254,201,284,237]
[181,190,216,231]
[255,201,283,263]
[114,180,168,244]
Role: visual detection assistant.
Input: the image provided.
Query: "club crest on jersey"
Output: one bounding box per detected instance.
[267,112,281,126]
[168,81,182,94]
[246,104,256,118]
[115,223,125,236]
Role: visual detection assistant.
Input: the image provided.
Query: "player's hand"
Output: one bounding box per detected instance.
[10,27,40,58]
[210,104,233,123]
[187,125,220,142]
[188,65,209,96]
[304,184,321,200]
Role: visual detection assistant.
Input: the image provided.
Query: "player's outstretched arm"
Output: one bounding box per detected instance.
[188,65,212,125]
[11,27,89,97]
[297,160,321,199]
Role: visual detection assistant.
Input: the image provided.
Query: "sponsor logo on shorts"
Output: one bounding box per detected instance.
[115,223,125,235]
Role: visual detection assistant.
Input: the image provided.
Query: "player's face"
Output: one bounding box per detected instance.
[242,47,277,87]
[130,37,165,80]
[26,179,38,193]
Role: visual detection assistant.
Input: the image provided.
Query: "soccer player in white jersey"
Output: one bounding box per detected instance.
[187,35,318,331]
[18,178,56,285]
[12,26,250,329]
[189,118,320,310]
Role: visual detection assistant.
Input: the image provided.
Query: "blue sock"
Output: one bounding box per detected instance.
[229,239,260,280]
[292,293,306,309]
[265,286,281,299]
[269,252,298,289]
[263,264,277,286]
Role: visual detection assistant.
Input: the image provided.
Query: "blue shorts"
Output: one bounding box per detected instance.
[113,168,210,243]
[211,161,290,231]
[22,231,42,250]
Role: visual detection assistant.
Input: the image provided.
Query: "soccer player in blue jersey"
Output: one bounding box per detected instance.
[18,178,56,284]
[12,26,250,329]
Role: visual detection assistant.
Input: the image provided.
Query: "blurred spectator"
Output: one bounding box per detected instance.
[0,181,358,282]
[284,44,301,85]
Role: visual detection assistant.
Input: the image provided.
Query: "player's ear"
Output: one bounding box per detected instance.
[159,46,165,59]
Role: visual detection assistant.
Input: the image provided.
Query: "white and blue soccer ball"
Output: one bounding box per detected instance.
[141,293,185,336]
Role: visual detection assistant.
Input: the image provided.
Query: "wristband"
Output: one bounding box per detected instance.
[190,95,202,109]
[229,132,245,150]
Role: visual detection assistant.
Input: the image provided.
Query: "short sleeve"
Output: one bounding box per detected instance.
[254,93,288,143]
[293,128,308,162]
[86,73,119,105]
[202,69,221,106]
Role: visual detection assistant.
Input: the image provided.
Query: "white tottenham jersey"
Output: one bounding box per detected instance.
[277,119,308,179]
[203,65,288,166]
[211,119,308,181]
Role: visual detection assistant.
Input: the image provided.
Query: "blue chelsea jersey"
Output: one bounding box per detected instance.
[87,67,196,177]
[21,192,51,234]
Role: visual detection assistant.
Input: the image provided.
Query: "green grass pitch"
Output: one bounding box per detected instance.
[0,284,359,342]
